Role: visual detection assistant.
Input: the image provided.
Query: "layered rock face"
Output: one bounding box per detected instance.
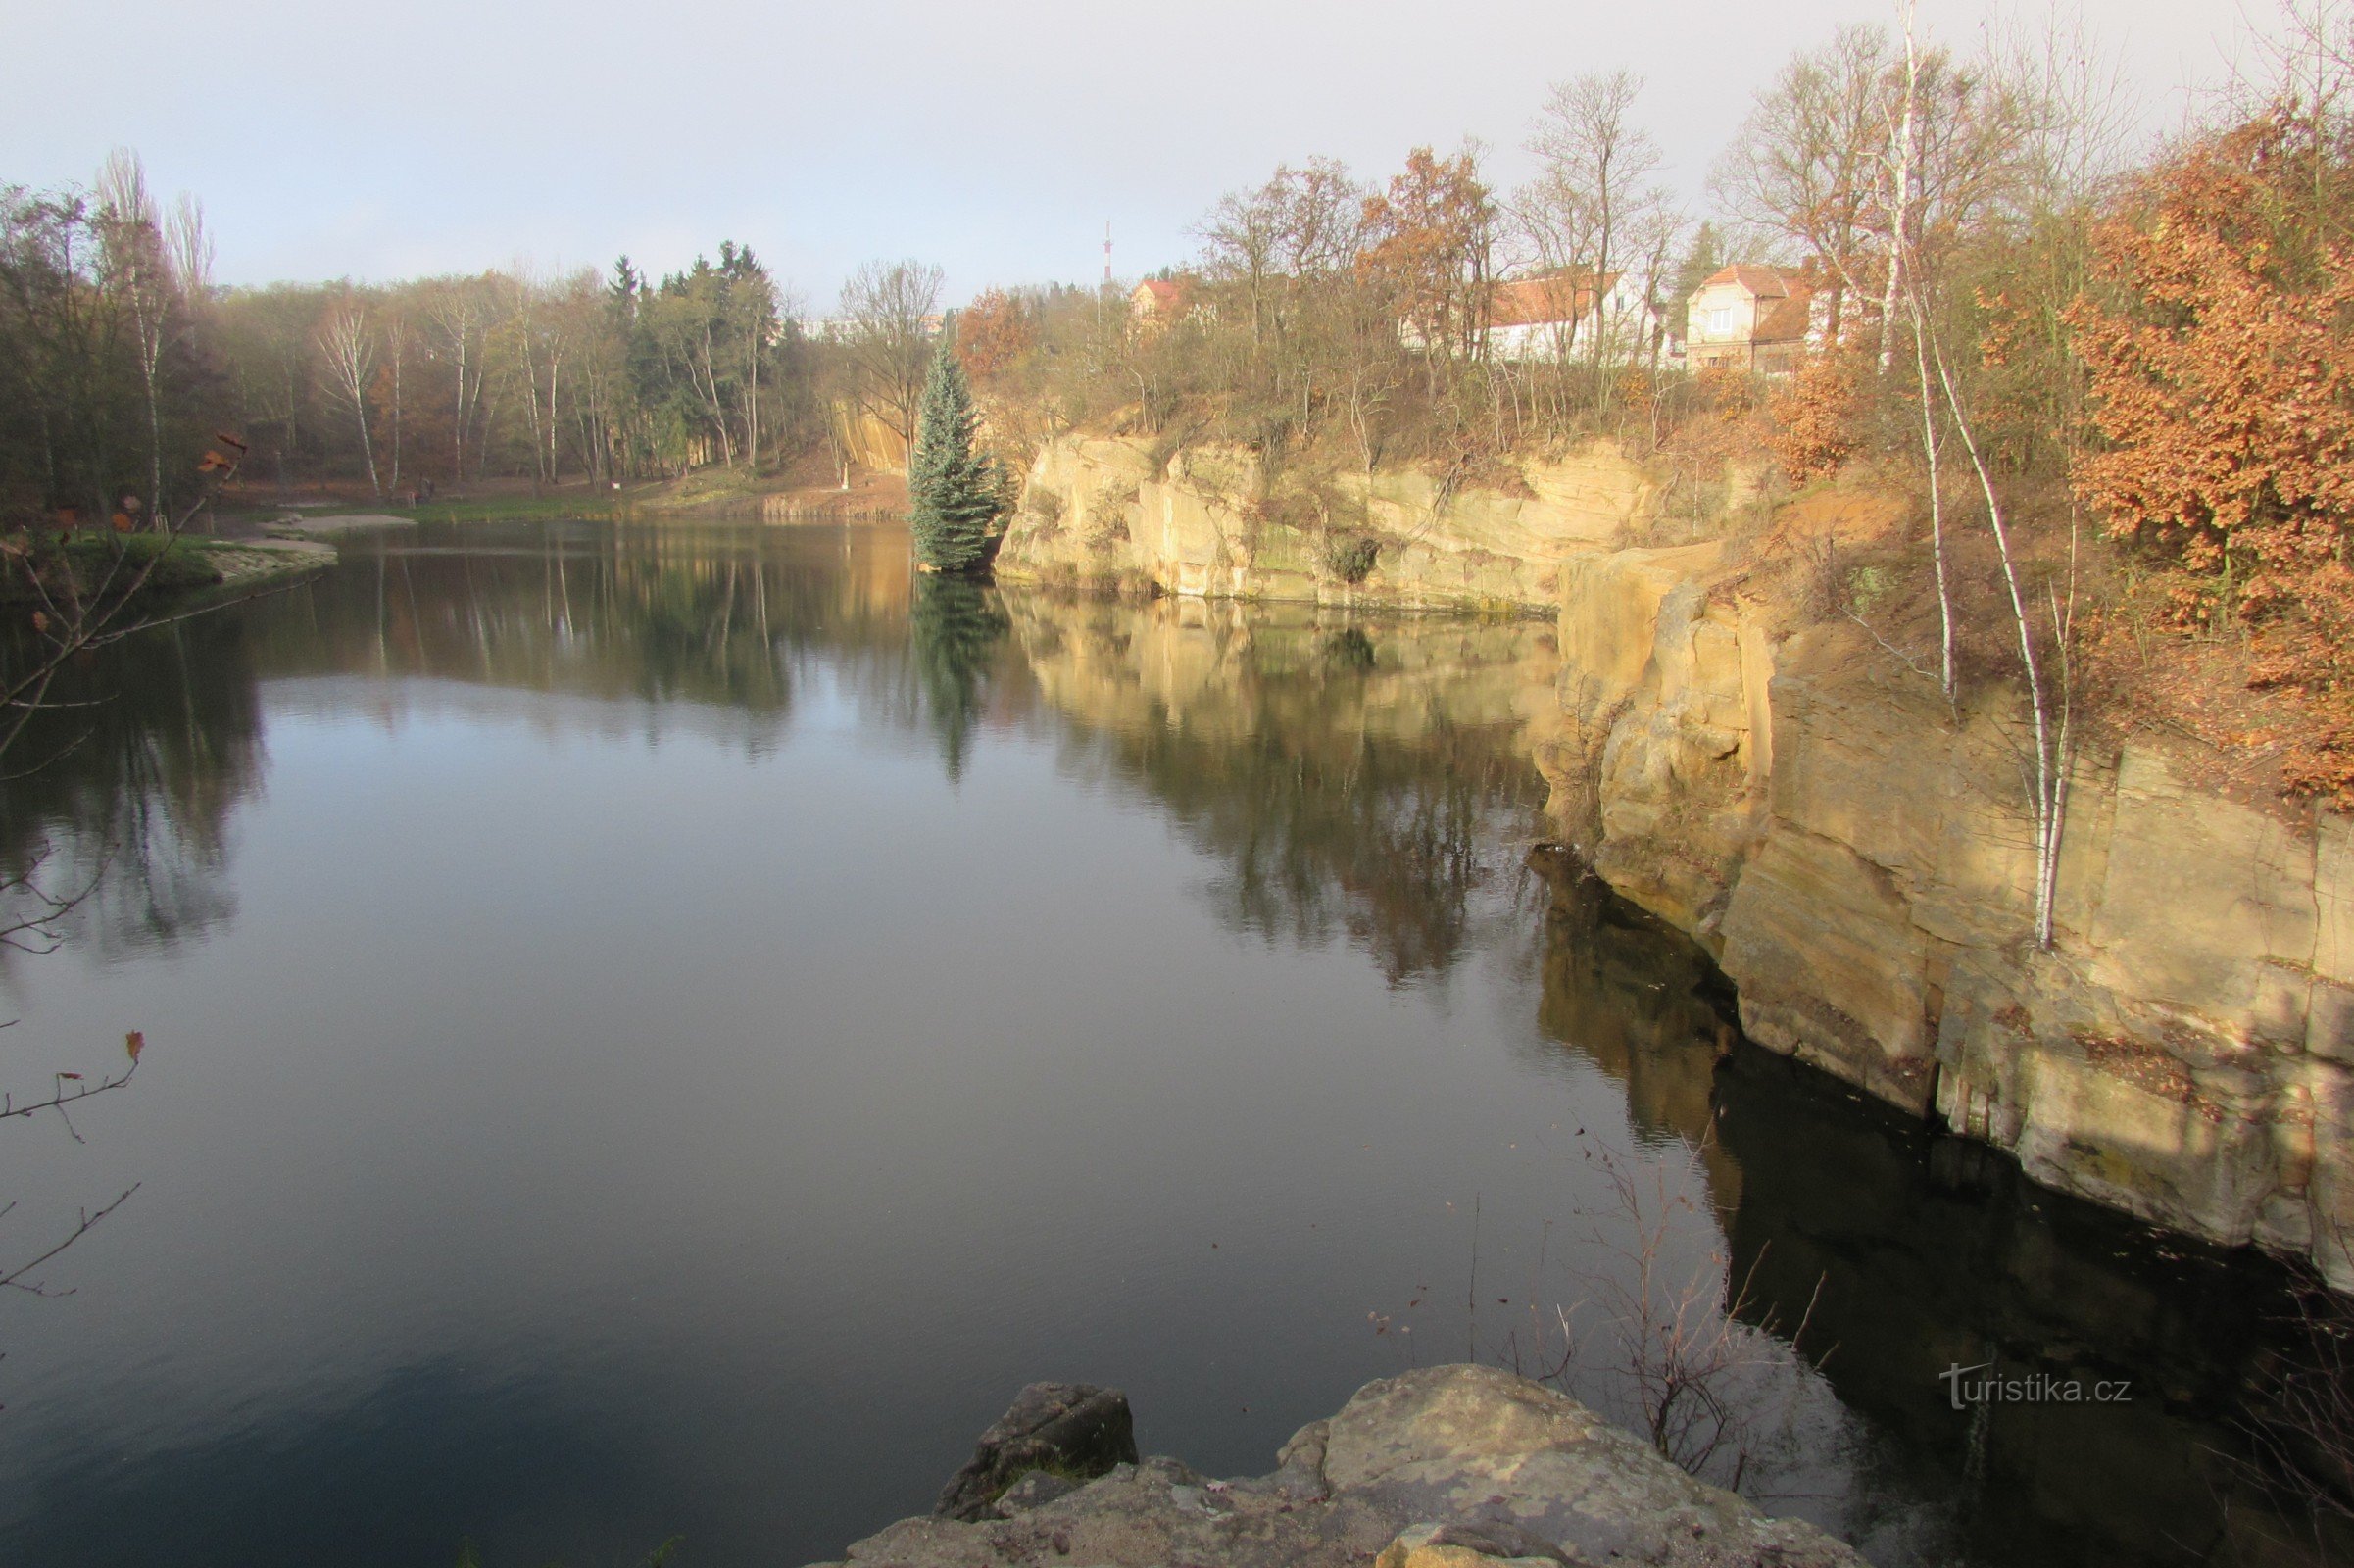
[996,435,1660,610]
[994,432,2354,1286]
[811,1365,1861,1568]
[1534,542,2354,1284]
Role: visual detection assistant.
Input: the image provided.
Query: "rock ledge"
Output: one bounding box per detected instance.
[809,1365,1862,1568]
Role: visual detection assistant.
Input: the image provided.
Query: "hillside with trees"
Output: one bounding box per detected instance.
[946,7,2354,822]
[6,6,2348,813]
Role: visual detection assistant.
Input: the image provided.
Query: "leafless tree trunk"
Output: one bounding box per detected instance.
[1922,312,2067,946]
[318,302,382,498]
[1877,4,1922,374]
[96,150,173,525]
[429,287,487,483]
[382,312,405,494]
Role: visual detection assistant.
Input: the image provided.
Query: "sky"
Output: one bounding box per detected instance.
[6,0,2278,307]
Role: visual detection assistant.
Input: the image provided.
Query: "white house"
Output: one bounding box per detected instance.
[1483,270,1661,364]
[1684,265,1814,374]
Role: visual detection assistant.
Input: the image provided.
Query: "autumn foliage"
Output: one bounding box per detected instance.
[954,288,1035,385]
[1355,147,1496,372]
[2069,112,2354,803]
[1767,352,1866,481]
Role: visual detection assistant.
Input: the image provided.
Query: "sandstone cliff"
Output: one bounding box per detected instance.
[1538,546,2354,1288]
[997,434,1664,609]
[995,433,2354,1287]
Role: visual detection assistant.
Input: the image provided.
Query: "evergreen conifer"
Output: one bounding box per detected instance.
[907,329,1002,573]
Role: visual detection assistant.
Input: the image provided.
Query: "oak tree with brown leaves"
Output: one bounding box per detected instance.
[2068,110,2354,802]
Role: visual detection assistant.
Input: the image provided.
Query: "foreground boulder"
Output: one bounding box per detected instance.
[813,1365,1863,1568]
[934,1383,1141,1523]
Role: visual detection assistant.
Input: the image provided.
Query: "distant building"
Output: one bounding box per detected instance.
[1484,270,1660,364]
[1128,277,1195,331]
[1684,265,1813,374]
[793,314,946,343]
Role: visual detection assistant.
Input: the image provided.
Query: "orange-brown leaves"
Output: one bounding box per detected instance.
[2068,112,2354,806]
[954,290,1033,385]
[1356,147,1496,364]
[1768,353,1866,481]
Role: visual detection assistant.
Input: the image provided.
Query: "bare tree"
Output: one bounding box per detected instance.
[1198,176,1286,347]
[839,259,944,452]
[94,150,177,525]
[1712,24,1898,342]
[317,299,382,498]
[426,279,490,484]
[163,192,212,303]
[1523,72,1672,387]
[380,307,406,495]
[1492,1141,1824,1492]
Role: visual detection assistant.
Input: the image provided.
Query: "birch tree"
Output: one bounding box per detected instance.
[317,300,382,498]
[94,150,174,524]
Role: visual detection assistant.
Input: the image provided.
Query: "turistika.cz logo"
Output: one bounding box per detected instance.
[1940,1362,2133,1410]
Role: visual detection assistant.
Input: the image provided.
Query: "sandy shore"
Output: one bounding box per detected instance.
[262,513,419,537]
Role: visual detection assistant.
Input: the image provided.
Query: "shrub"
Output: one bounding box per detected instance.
[1326,533,1381,584]
[1766,354,1865,482]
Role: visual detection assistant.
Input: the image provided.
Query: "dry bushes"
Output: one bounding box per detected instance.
[1766,353,1867,483]
[2068,111,2354,807]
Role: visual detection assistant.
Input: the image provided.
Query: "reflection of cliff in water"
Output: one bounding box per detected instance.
[1524,850,2337,1568]
[1003,590,1559,987]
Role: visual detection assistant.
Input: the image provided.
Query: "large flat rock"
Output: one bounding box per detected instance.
[809,1366,1862,1568]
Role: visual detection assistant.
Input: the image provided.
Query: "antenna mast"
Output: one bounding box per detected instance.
[1103,221,1112,288]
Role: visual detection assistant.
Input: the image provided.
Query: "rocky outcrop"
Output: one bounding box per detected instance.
[996,435,1662,611]
[935,1383,1140,1522]
[1537,551,2354,1287]
[993,428,2354,1286]
[810,1366,1863,1568]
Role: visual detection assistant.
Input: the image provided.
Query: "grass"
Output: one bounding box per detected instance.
[409,493,629,524]
[0,531,232,604]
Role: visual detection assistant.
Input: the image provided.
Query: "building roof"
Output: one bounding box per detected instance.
[1752,290,1813,343]
[1132,278,1186,307]
[1697,264,1794,300]
[1489,270,1619,329]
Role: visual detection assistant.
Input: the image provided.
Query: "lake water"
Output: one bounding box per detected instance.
[0,520,2319,1567]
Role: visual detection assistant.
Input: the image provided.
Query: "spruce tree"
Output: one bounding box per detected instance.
[907,331,1002,573]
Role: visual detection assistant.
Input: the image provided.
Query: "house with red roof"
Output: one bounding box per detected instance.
[1128,277,1195,333]
[1684,265,1814,374]
[1482,270,1659,364]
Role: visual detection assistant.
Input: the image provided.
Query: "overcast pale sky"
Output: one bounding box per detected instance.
[7,0,2270,306]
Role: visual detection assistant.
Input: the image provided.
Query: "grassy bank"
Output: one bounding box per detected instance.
[1,533,332,609]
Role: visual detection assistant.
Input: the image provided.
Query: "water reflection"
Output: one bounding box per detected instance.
[1006,591,1554,986]
[0,519,2333,1568]
[1522,850,2337,1567]
[0,614,263,960]
[259,521,912,712]
[908,576,1014,782]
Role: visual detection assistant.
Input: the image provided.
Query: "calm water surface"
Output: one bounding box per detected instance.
[0,521,2313,1567]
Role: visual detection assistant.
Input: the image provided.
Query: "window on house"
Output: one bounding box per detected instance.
[1707,307,1732,336]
